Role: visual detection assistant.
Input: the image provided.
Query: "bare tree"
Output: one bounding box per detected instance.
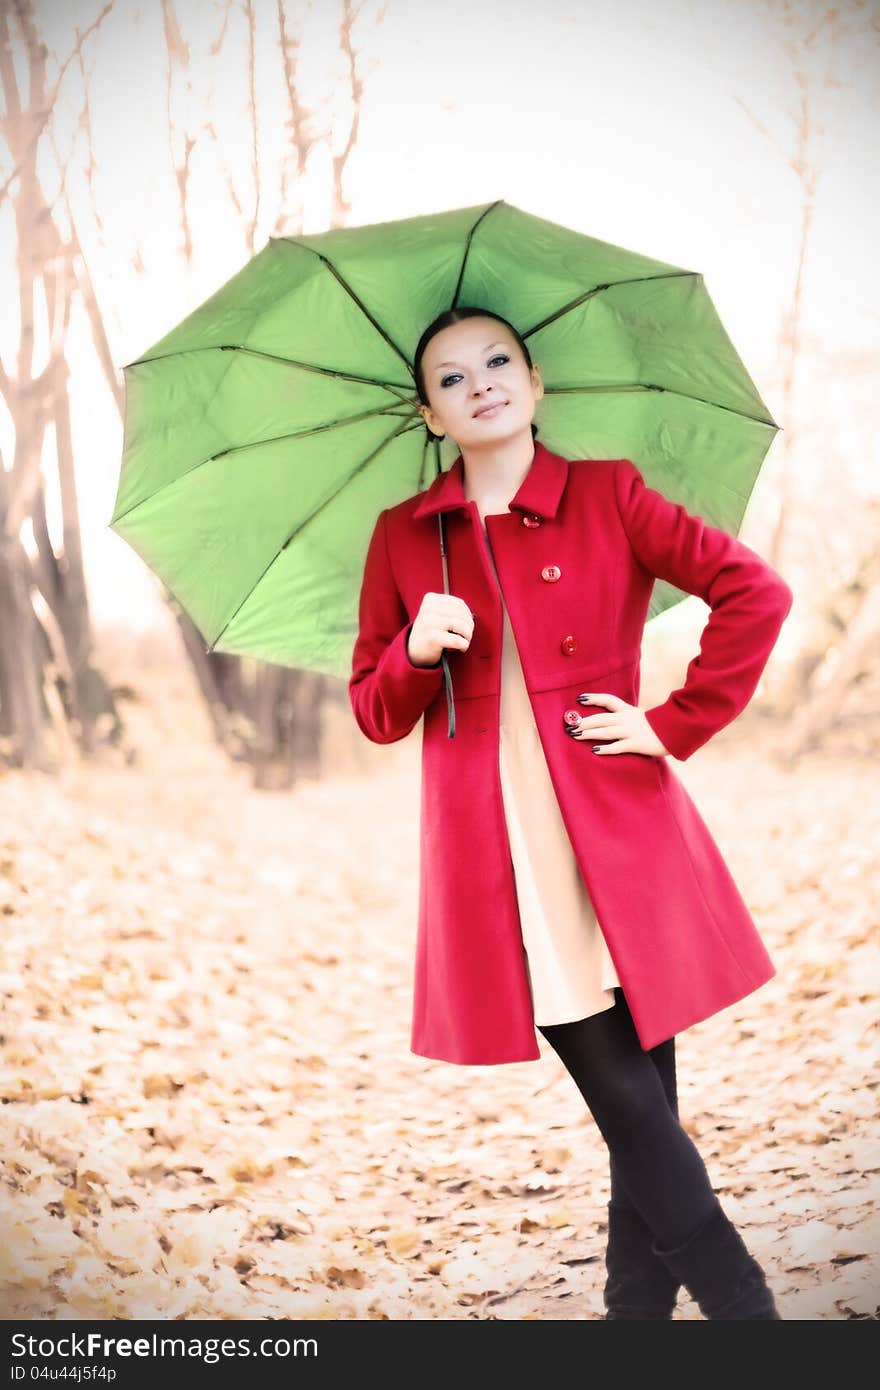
[146,0,382,791]
[733,0,880,755]
[0,0,382,784]
[0,0,124,772]
[779,525,880,758]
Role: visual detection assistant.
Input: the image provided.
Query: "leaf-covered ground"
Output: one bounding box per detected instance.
[1,663,877,1320]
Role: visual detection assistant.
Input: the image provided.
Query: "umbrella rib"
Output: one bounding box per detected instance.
[205,417,426,654]
[542,381,777,428]
[276,236,416,376]
[450,200,505,307]
[418,431,439,492]
[125,343,414,397]
[446,237,773,427]
[111,400,423,527]
[520,269,696,340]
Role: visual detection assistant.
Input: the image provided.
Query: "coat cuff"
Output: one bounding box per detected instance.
[643,702,704,762]
[373,621,445,724]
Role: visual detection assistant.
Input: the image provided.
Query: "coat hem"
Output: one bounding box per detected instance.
[410,1039,542,1066]
[635,961,777,1051]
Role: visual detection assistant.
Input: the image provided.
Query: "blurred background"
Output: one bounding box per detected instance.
[0,0,877,1321]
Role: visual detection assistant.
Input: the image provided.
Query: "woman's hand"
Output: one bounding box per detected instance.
[407,592,475,667]
[565,692,670,757]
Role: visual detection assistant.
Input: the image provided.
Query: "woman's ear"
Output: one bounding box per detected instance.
[531,364,545,400]
[420,404,445,440]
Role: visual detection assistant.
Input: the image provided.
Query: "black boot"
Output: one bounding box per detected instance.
[603,1199,682,1320]
[650,1198,782,1320]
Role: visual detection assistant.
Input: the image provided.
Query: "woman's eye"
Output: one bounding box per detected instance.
[440,354,509,389]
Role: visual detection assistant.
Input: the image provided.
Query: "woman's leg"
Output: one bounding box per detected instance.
[538,987,780,1318]
[538,987,717,1248]
[603,1024,683,1316]
[609,1027,678,1209]
[571,995,684,1316]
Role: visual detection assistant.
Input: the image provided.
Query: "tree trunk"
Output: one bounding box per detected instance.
[0,535,51,771]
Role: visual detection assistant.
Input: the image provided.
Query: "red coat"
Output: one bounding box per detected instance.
[349,440,793,1066]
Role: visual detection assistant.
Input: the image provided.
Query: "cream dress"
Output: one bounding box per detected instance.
[481,516,620,1026]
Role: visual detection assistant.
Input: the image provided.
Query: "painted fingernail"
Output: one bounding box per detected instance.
[592,746,601,753]
[577,695,591,704]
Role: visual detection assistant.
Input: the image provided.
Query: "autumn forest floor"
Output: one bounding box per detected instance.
[0,642,878,1321]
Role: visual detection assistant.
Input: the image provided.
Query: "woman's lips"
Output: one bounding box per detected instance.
[474,401,507,418]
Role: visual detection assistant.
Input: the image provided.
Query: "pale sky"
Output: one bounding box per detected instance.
[3,0,878,632]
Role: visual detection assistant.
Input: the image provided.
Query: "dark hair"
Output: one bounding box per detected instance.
[413,306,539,441]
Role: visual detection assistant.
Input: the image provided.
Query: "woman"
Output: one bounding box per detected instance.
[349,306,793,1319]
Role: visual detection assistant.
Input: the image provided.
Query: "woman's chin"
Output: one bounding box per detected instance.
[461,417,529,448]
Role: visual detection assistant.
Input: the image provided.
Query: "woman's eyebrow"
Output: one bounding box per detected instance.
[434,341,506,369]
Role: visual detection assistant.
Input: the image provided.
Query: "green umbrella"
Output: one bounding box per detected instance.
[111,198,778,738]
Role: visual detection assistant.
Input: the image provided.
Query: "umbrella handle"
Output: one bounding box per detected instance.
[441,651,455,739]
[438,511,456,739]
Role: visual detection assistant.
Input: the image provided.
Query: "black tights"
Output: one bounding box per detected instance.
[537,987,719,1249]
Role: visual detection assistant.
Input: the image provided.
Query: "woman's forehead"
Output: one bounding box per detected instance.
[424,320,514,364]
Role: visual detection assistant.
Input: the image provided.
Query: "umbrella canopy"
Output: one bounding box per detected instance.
[112,198,778,691]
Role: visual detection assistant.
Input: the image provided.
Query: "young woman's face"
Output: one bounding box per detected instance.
[418,317,543,449]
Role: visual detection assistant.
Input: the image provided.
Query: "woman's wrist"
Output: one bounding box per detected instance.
[406,626,441,668]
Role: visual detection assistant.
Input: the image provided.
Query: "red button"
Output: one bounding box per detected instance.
[560,634,578,655]
[522,513,541,528]
[563,708,581,726]
[541,565,562,582]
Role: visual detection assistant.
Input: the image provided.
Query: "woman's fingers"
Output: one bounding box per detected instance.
[566,700,631,750]
[571,716,619,735]
[565,730,629,752]
[569,728,619,741]
[577,691,624,708]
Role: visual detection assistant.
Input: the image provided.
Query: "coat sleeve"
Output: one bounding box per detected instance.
[349,507,445,744]
[613,458,794,761]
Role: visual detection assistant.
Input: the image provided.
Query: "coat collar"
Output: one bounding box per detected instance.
[412,438,570,522]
